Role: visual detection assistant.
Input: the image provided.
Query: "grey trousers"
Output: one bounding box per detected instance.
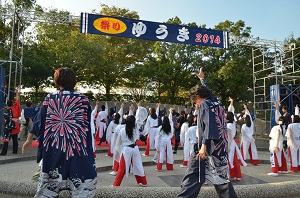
[177,152,237,198]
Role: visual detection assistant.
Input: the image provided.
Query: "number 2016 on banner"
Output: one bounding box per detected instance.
[195,33,221,44]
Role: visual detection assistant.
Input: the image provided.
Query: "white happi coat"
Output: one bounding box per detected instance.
[185,125,197,156]
[180,122,189,161]
[144,115,159,150]
[106,121,120,154]
[269,125,284,152]
[286,123,300,151]
[112,124,125,162]
[227,122,246,168]
[135,106,148,134]
[286,123,300,167]
[106,107,123,153]
[115,127,145,178]
[269,125,285,166]
[241,123,259,160]
[154,123,174,165]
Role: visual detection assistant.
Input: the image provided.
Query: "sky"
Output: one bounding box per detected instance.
[33,0,300,42]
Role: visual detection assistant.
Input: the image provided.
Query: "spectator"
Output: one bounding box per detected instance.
[22,67,97,197]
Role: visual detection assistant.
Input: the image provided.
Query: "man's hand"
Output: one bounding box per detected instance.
[194,67,204,80]
[22,139,32,154]
[196,144,207,160]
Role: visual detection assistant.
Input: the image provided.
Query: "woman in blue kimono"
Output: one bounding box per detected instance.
[177,67,237,198]
[22,67,97,198]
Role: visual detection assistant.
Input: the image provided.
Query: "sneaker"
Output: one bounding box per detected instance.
[139,183,147,187]
[180,165,187,168]
[267,172,278,176]
[152,159,157,163]
[173,151,177,154]
[236,178,242,181]
[155,169,162,172]
[142,154,149,157]
[109,171,118,176]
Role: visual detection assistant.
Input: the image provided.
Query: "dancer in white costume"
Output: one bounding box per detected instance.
[227,98,247,168]
[109,105,135,176]
[185,115,197,155]
[180,116,189,167]
[96,102,108,145]
[143,104,159,156]
[240,104,259,165]
[286,105,300,172]
[113,115,147,186]
[227,98,247,180]
[154,109,174,171]
[268,104,288,176]
[106,103,124,157]
[90,101,99,158]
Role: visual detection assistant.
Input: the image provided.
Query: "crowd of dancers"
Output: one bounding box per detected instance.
[89,98,300,186]
[3,67,298,198]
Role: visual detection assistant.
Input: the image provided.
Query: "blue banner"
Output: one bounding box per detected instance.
[80,13,229,48]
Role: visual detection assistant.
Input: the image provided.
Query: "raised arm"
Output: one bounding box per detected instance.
[295,104,299,116]
[156,103,160,117]
[118,103,124,118]
[194,67,213,98]
[91,101,99,117]
[273,102,281,124]
[105,102,108,115]
[228,97,235,113]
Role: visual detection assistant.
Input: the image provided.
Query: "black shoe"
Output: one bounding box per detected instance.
[0,153,7,156]
[173,151,177,154]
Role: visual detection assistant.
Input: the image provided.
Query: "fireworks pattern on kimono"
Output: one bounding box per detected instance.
[43,92,90,160]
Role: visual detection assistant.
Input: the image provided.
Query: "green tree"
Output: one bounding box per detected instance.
[86,4,153,101]
[141,17,203,104]
[21,42,54,97]
[201,20,253,105]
